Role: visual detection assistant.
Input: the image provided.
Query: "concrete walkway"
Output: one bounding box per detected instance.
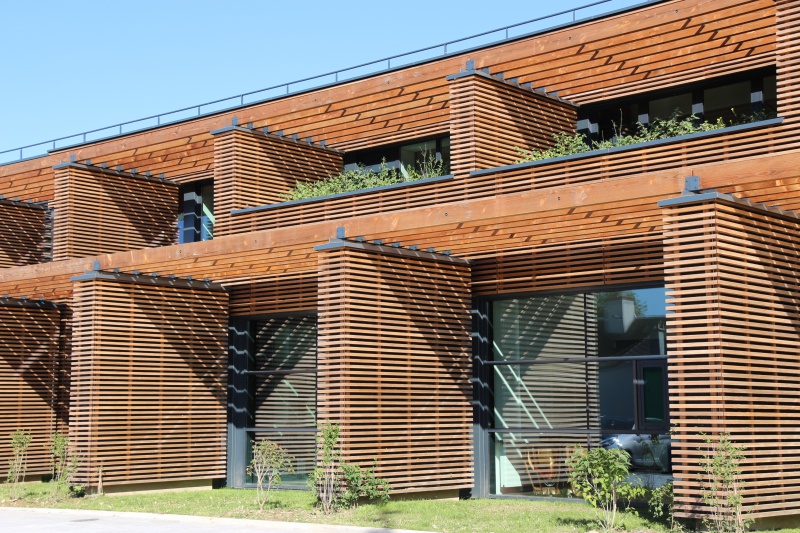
[1,507,433,533]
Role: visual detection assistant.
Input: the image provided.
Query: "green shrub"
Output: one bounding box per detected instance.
[6,429,32,499]
[247,439,294,510]
[567,446,645,531]
[309,421,390,514]
[283,152,447,202]
[700,433,751,533]
[515,111,766,164]
[48,431,80,499]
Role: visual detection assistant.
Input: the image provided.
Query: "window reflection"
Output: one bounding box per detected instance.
[488,286,670,496]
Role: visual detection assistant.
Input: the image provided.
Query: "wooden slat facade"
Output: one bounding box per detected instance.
[0,298,61,479]
[664,197,800,519]
[68,274,228,488]
[0,0,797,513]
[51,164,178,260]
[448,70,578,177]
[212,127,342,237]
[0,200,50,268]
[316,243,472,493]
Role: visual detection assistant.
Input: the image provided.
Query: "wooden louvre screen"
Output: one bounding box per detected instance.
[0,299,61,479]
[0,200,50,268]
[68,273,228,489]
[51,164,179,261]
[664,196,800,519]
[316,241,473,493]
[213,127,343,236]
[471,234,664,297]
[228,273,318,316]
[448,70,578,177]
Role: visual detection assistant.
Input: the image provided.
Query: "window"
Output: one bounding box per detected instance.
[579,68,777,143]
[178,180,214,244]
[246,315,317,488]
[479,286,670,497]
[343,135,450,175]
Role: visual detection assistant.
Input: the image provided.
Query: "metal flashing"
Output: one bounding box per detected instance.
[70,269,226,291]
[51,162,180,186]
[314,237,472,265]
[446,66,578,107]
[0,197,49,210]
[208,124,343,153]
[659,189,800,221]
[231,174,454,215]
[0,296,61,310]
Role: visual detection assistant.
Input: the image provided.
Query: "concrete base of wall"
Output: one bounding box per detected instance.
[100,479,214,496]
[389,489,461,501]
[752,515,800,531]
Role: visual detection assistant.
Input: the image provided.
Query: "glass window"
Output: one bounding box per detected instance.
[247,316,317,487]
[704,81,751,123]
[486,286,670,497]
[649,92,692,120]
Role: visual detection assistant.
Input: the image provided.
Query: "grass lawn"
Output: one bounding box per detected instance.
[2,482,800,533]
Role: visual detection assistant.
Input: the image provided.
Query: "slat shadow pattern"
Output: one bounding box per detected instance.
[69,277,228,487]
[317,246,472,492]
[664,199,800,519]
[0,301,60,479]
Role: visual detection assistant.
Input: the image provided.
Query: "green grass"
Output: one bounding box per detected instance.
[3,482,800,533]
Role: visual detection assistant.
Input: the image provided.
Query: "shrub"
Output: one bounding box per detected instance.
[514,111,756,164]
[700,433,752,533]
[283,152,447,201]
[567,446,645,531]
[6,429,32,499]
[247,439,294,510]
[48,431,80,499]
[309,421,390,514]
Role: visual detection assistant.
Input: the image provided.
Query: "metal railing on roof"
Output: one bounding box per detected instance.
[0,0,660,165]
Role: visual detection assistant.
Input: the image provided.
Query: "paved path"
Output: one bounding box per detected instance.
[1,507,433,533]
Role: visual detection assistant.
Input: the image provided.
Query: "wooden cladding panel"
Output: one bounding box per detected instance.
[664,199,800,519]
[472,234,664,297]
[69,278,228,487]
[317,246,472,492]
[52,166,178,260]
[449,73,577,176]
[0,302,60,479]
[0,202,49,268]
[213,128,342,237]
[228,273,317,316]
[777,0,800,122]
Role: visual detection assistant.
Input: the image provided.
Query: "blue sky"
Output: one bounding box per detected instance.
[0,0,647,159]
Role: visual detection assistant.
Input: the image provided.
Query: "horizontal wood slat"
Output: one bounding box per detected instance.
[52,165,178,260]
[0,201,50,268]
[0,300,60,479]
[69,277,228,488]
[472,234,664,296]
[317,245,472,492]
[449,73,577,177]
[212,128,342,237]
[665,198,800,519]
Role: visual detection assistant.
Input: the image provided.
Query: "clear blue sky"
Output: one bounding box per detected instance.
[0,0,648,158]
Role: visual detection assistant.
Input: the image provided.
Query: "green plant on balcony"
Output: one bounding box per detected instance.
[282,151,447,201]
[514,111,770,164]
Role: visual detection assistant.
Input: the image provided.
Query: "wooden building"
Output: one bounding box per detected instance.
[1,0,799,520]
